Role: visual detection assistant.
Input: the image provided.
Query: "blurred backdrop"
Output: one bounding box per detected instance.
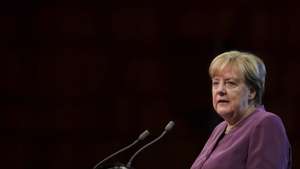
[1,0,299,169]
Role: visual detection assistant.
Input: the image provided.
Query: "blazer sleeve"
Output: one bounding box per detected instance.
[246,115,291,169]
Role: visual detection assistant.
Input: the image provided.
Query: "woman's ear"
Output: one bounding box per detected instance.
[248,87,256,100]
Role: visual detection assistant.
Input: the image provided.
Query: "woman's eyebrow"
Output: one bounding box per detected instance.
[224,77,241,82]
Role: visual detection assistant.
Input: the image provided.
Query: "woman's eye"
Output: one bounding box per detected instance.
[212,81,219,86]
[226,81,237,87]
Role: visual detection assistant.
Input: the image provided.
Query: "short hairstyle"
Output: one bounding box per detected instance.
[209,51,266,105]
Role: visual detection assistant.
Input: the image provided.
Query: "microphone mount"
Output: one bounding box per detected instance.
[93,130,150,169]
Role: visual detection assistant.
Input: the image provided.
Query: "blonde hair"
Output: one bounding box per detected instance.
[209,51,266,105]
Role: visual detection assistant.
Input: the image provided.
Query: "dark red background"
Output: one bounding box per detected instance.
[1,0,299,169]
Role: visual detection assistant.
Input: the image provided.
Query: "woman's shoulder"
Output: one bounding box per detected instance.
[252,107,284,125]
[250,107,286,133]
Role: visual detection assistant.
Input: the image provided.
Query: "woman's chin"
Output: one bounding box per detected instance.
[216,109,232,118]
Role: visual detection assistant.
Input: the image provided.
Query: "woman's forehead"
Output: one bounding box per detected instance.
[212,65,243,78]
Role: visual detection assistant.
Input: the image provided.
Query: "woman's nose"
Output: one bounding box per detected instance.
[217,84,226,95]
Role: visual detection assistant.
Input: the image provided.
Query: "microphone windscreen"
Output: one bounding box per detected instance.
[165,121,175,131]
[138,130,150,140]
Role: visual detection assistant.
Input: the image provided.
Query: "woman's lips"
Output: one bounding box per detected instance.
[217,100,229,104]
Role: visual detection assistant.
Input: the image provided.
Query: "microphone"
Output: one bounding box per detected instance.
[93,130,150,169]
[126,121,175,168]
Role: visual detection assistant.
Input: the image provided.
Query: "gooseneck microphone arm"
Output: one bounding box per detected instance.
[92,130,150,169]
[126,121,175,168]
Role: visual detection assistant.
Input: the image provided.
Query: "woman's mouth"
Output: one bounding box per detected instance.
[218,99,229,104]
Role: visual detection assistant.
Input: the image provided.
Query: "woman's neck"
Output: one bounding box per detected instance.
[225,105,256,134]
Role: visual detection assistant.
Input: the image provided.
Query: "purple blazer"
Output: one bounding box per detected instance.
[191,106,292,169]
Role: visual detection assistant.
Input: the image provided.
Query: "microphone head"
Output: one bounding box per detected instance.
[138,130,150,140]
[164,121,175,131]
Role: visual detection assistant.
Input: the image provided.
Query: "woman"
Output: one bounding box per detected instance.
[191,51,292,169]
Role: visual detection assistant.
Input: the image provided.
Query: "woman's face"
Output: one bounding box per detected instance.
[212,66,255,124]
